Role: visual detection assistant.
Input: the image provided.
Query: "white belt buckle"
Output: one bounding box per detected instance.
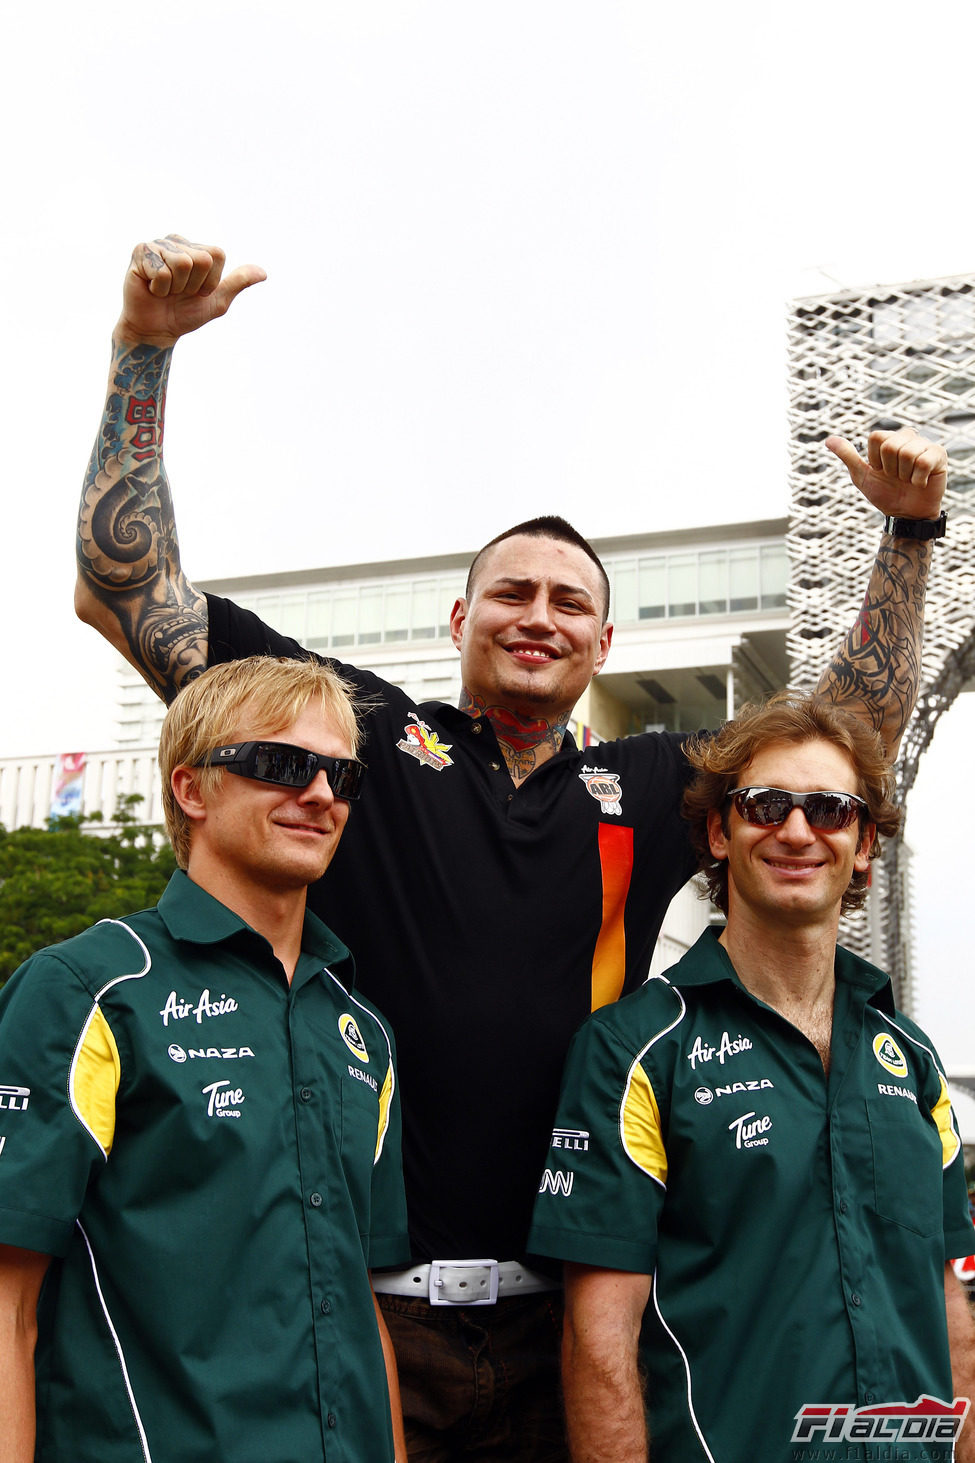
[429,1258,499,1306]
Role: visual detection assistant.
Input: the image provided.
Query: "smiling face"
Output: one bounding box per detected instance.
[176,701,354,899]
[448,534,613,723]
[706,738,875,934]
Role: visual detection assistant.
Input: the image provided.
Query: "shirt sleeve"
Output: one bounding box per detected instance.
[931,1068,975,1261]
[527,1011,665,1274]
[901,1014,974,1261]
[0,951,118,1255]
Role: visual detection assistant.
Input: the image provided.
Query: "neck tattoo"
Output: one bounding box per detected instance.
[458,691,569,776]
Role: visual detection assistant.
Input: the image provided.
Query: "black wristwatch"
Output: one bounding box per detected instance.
[882,510,947,541]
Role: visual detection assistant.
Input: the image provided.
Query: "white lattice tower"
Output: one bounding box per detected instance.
[787,275,975,996]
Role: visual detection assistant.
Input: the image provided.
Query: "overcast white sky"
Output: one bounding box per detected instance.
[1,0,973,1059]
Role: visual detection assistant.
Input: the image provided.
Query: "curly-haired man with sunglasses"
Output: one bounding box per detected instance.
[0,656,410,1463]
[530,694,975,1463]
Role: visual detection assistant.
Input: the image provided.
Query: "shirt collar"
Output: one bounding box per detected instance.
[156,870,353,975]
[668,925,896,1013]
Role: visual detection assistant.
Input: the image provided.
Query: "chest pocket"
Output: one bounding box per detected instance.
[866,1096,943,1238]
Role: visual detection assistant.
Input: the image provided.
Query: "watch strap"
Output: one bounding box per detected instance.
[882,510,946,541]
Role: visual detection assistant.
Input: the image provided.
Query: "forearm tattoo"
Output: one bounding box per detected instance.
[77,342,207,701]
[816,538,930,753]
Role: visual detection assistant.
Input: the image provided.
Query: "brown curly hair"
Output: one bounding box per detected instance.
[682,692,901,916]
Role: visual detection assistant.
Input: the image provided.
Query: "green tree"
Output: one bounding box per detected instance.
[0,796,177,985]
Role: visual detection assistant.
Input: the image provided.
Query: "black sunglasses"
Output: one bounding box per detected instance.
[727,786,867,832]
[196,741,365,801]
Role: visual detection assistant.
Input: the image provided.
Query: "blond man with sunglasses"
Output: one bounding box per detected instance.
[529,693,975,1463]
[0,656,409,1463]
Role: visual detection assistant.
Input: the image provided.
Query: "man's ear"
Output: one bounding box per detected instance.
[707,806,729,862]
[855,821,876,872]
[448,597,468,653]
[171,766,209,825]
[592,621,613,676]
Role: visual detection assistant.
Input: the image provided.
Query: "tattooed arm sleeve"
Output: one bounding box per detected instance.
[75,236,265,702]
[814,535,931,758]
[75,338,208,702]
[816,427,947,758]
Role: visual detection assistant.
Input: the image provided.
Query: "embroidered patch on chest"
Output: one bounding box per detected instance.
[578,767,622,816]
[396,714,454,770]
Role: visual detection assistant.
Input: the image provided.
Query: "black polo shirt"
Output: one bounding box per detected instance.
[208,593,698,1261]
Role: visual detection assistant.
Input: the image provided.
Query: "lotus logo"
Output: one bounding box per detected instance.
[873,1033,908,1078]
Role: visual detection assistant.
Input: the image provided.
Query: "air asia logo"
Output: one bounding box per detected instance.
[202,1080,244,1119]
[728,1110,772,1149]
[687,1031,753,1070]
[538,1169,574,1197]
[551,1127,590,1153]
[396,714,454,771]
[339,1015,369,1061]
[873,1032,908,1079]
[160,989,239,1027]
[169,1045,254,1062]
[578,768,622,817]
[0,1085,30,1113]
[792,1395,969,1447]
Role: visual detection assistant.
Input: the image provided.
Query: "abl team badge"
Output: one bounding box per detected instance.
[578,767,623,816]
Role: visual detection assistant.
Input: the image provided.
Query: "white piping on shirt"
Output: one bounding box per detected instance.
[321,965,396,1164]
[618,975,686,1191]
[652,1272,718,1463]
[68,921,151,1159]
[77,1219,153,1463]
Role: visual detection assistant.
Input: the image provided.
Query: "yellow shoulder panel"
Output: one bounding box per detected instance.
[621,1061,668,1184]
[69,1005,121,1159]
[375,1061,394,1164]
[932,1073,962,1168]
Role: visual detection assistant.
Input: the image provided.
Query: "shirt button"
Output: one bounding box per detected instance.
[851,1292,861,1307]
[321,1297,331,1315]
[490,760,501,771]
[838,1199,849,1214]
[865,1392,876,1403]
[310,1191,323,1208]
[327,1413,337,1429]
[471,722,482,734]
[300,1087,313,1102]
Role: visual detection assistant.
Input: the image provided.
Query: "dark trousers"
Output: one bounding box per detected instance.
[377,1290,568,1462]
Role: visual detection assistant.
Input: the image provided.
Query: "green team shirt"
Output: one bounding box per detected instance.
[528,929,973,1463]
[0,871,410,1463]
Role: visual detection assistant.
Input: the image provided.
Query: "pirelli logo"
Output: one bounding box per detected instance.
[0,1086,29,1113]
